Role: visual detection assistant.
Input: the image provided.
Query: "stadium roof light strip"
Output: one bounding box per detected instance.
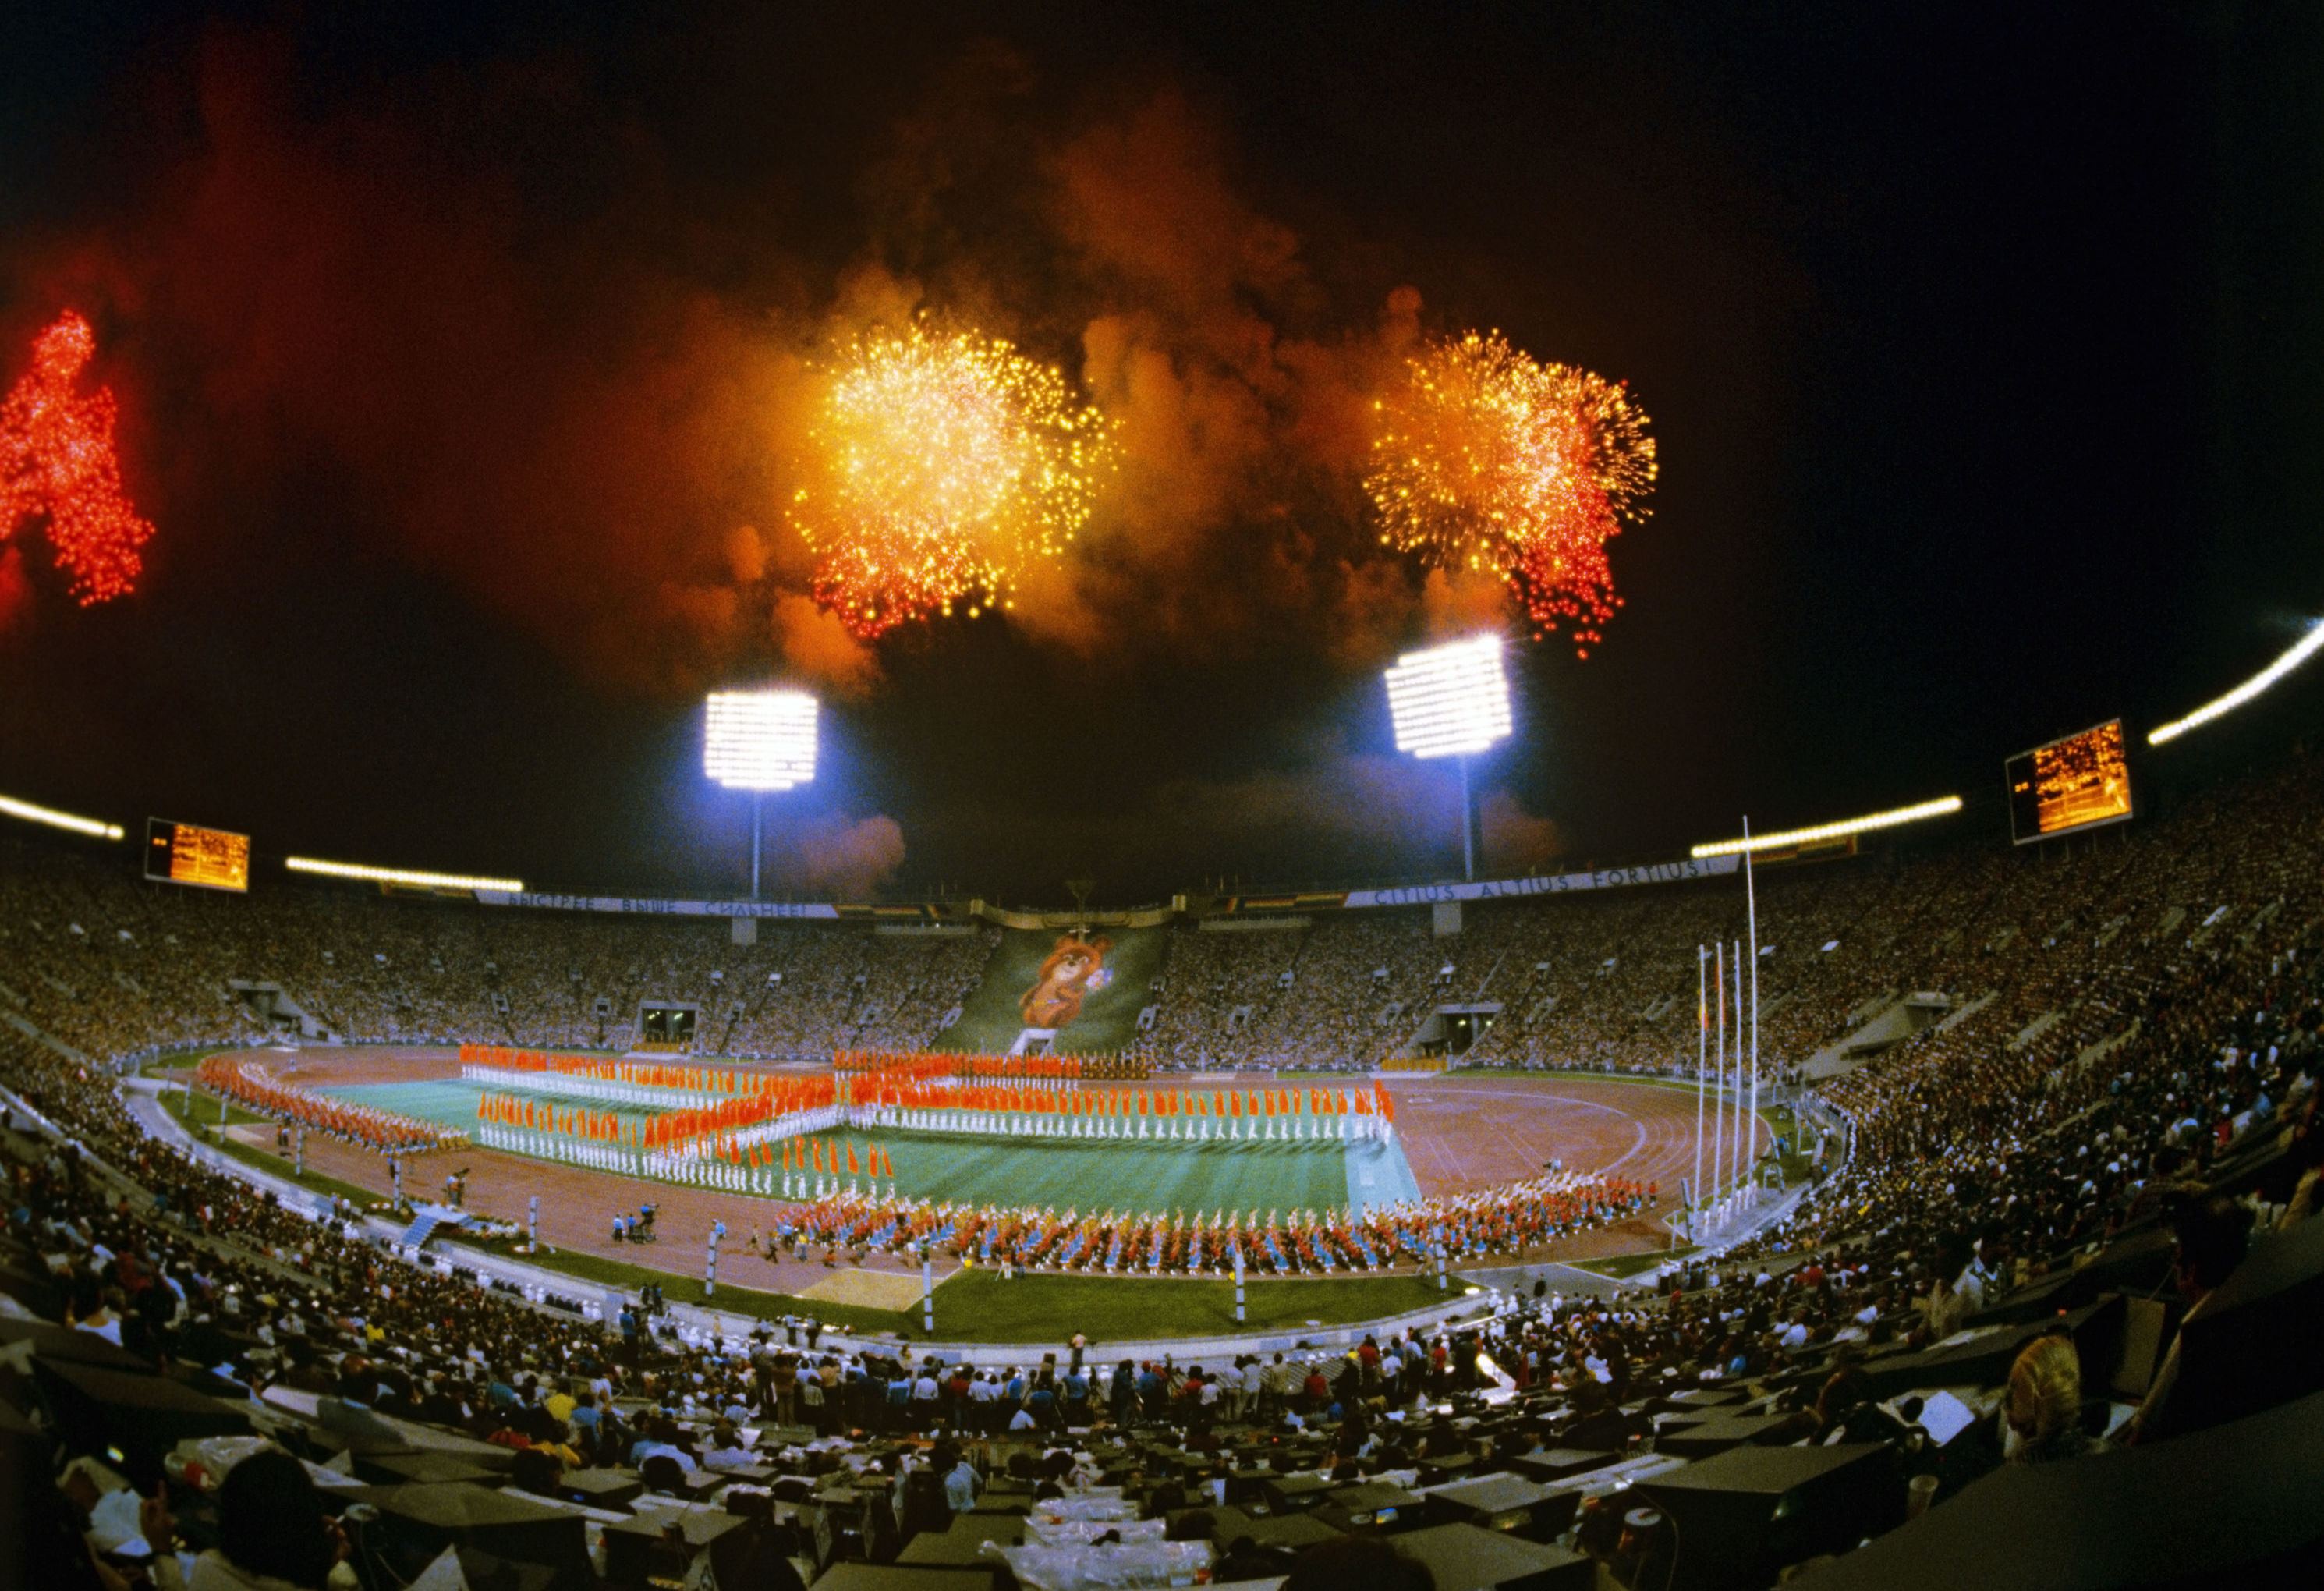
[2147,620,2324,746]
[1690,796,1963,859]
[285,856,523,893]
[1384,634,1514,759]
[0,792,124,841]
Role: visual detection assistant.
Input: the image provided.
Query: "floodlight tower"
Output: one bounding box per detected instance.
[1384,635,1514,881]
[703,689,818,898]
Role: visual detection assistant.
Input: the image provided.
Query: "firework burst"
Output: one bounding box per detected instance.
[792,323,1112,637]
[1,311,154,605]
[1366,331,1654,656]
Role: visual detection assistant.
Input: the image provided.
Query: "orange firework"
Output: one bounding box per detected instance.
[1366,331,1654,656]
[792,322,1112,636]
[1,311,154,606]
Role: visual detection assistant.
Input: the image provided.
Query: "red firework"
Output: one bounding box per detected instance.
[1366,331,1654,657]
[1,312,154,605]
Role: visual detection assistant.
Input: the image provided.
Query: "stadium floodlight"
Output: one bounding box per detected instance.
[1387,635,1514,759]
[2148,620,2324,746]
[704,688,819,899]
[1690,796,1963,860]
[705,689,820,790]
[0,792,123,841]
[1385,635,1514,880]
[286,856,523,893]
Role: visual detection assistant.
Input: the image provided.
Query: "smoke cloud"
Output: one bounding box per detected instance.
[0,545,30,633]
[771,593,883,700]
[788,813,907,898]
[1482,791,1564,873]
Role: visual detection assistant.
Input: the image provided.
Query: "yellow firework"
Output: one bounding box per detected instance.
[792,323,1112,636]
[1366,331,1655,655]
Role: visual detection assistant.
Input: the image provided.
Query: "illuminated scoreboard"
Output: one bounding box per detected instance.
[144,818,251,892]
[2006,720,2133,845]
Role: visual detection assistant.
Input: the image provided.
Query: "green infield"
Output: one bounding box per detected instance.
[321,1079,1365,1215]
[843,1129,1349,1218]
[323,1079,487,1122]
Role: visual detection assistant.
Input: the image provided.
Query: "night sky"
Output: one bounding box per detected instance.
[3,2,2322,905]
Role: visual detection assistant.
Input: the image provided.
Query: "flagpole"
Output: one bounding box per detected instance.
[1732,940,1746,1196]
[1711,943,1725,1203]
[1745,817,1760,1205]
[1701,943,1720,1226]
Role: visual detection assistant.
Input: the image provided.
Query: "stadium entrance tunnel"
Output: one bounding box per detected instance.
[227,979,330,1040]
[1412,1001,1501,1058]
[636,1001,698,1051]
[1802,990,1953,1079]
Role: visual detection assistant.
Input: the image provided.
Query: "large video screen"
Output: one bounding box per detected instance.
[145,817,250,892]
[2005,720,2132,845]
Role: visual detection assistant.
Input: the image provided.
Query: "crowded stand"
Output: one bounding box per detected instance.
[0,845,996,1061]
[0,751,2320,1586]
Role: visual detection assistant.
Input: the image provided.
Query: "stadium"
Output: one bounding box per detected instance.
[2,9,2322,1591]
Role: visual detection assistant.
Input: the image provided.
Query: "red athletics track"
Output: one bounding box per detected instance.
[180,1049,1765,1286]
[1384,1072,1769,1263]
[1383,1072,1764,1201]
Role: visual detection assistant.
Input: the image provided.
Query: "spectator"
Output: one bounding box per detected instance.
[2128,1196,2252,1441]
[2005,1335,2095,1464]
[197,1450,343,1591]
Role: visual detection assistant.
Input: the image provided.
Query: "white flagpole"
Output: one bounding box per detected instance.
[1711,941,1725,1200]
[1745,819,1761,1201]
[1694,945,1706,1221]
[1732,940,1746,1191]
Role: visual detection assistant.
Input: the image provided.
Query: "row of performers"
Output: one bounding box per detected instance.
[194,1056,455,1155]
[749,1173,1656,1277]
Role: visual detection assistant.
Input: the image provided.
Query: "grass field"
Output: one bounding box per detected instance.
[320,1079,1357,1216]
[477,1239,1458,1344]
[843,1130,1349,1217]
